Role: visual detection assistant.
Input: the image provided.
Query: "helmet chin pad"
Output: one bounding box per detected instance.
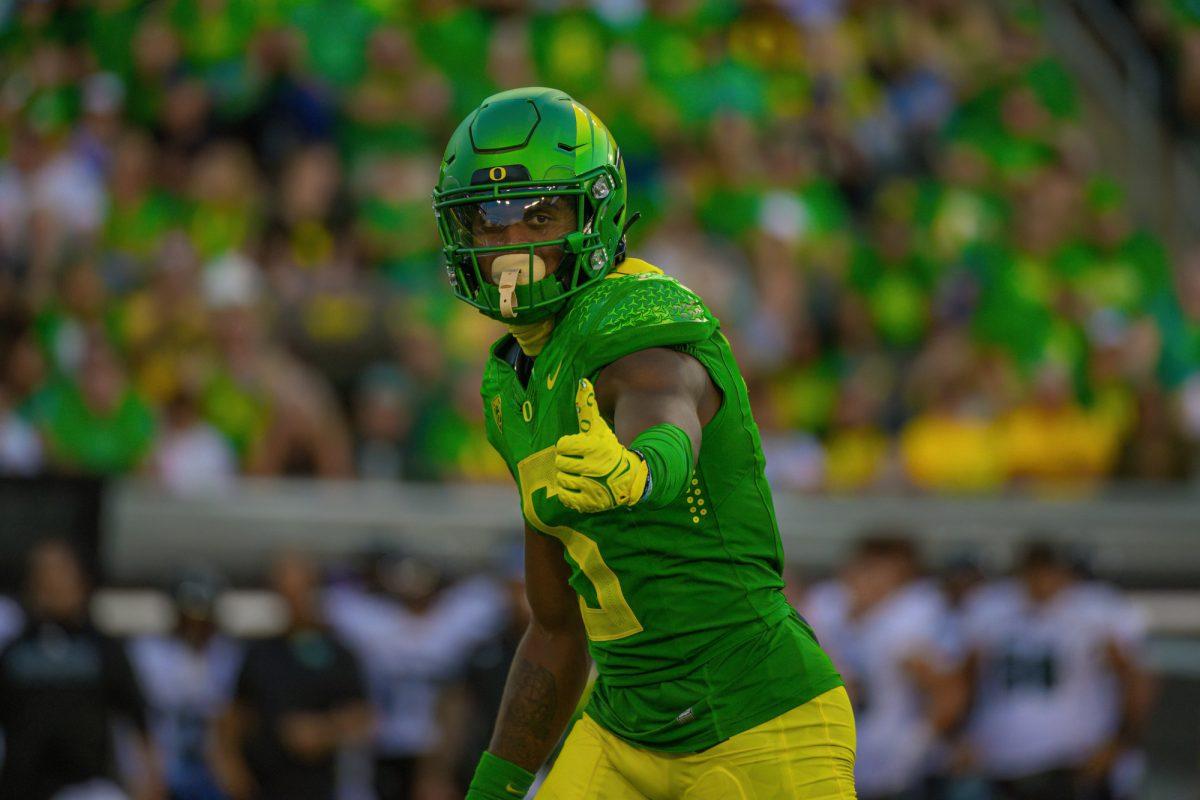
[493,253,548,318]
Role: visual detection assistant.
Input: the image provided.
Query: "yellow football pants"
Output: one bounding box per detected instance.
[537,686,857,799]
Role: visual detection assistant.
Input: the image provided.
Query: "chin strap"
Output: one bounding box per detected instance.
[612,211,642,265]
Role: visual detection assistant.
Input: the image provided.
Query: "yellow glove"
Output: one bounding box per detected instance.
[554,379,648,513]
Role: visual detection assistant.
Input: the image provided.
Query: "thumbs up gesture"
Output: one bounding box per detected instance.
[554,379,649,513]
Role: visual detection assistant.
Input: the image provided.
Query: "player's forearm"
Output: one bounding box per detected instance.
[1110,641,1154,746]
[907,656,968,735]
[487,621,589,772]
[329,702,376,748]
[428,682,470,776]
[129,733,165,800]
[209,709,256,800]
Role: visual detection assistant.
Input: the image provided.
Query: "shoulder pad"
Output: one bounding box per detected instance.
[564,273,719,372]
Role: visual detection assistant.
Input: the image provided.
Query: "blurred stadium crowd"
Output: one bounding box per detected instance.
[1,0,1200,494]
[0,535,1151,800]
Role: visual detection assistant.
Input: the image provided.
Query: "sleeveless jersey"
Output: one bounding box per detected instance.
[480,259,842,752]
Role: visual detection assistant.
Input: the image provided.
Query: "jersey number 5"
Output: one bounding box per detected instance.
[518,446,643,642]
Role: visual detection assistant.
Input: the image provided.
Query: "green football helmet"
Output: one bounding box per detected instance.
[433,87,628,324]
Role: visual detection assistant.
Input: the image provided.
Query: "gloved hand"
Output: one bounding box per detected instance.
[554,379,648,513]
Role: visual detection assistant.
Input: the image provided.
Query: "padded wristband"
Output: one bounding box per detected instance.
[465,751,535,799]
[630,423,694,508]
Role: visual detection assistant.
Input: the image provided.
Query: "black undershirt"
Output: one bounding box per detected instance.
[501,337,535,388]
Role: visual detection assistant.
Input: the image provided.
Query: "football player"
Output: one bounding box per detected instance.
[130,569,242,800]
[433,87,855,800]
[324,549,506,800]
[959,541,1152,800]
[804,535,967,800]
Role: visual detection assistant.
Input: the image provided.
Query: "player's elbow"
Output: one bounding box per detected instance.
[525,607,589,669]
[529,605,587,645]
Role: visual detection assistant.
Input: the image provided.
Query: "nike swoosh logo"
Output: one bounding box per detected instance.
[505,783,526,796]
[546,358,565,390]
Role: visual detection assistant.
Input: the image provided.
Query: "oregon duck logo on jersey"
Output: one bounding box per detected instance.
[491,395,504,433]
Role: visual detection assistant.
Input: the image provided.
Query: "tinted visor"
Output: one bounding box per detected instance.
[449,195,577,249]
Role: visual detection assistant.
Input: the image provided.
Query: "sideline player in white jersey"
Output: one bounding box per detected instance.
[324,550,505,799]
[804,534,967,800]
[129,570,242,800]
[959,541,1152,800]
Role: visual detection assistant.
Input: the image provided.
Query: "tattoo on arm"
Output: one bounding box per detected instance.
[489,657,559,767]
[492,528,589,771]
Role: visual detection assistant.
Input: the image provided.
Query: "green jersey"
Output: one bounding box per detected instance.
[480,261,842,752]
